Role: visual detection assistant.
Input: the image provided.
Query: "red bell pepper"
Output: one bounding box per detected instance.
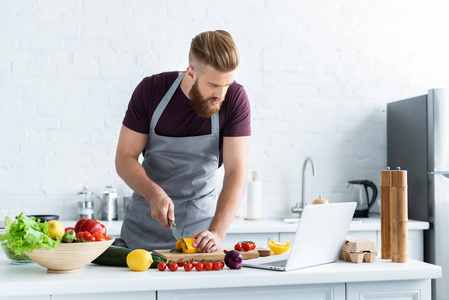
[74,219,107,236]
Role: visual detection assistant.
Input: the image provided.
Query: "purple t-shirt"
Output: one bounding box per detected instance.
[123,71,251,166]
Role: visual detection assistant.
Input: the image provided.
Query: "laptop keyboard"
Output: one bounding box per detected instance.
[261,259,288,267]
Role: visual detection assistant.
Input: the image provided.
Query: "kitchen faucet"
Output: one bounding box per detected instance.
[292,157,316,216]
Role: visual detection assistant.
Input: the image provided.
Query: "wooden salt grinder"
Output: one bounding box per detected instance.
[380,168,392,259]
[391,167,408,263]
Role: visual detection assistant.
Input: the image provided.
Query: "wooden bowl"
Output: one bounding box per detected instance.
[26,238,115,273]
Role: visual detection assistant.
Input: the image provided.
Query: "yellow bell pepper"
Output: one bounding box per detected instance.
[268,240,291,255]
[176,238,197,254]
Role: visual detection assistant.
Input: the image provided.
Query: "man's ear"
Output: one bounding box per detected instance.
[186,66,196,81]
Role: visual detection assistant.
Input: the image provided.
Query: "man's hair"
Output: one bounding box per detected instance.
[189,30,239,73]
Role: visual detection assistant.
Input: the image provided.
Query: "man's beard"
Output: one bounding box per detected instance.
[188,80,223,118]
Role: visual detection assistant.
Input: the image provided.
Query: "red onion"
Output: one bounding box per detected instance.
[223,250,243,269]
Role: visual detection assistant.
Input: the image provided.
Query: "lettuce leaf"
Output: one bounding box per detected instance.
[0,212,60,255]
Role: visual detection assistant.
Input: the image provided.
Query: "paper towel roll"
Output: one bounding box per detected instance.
[245,171,263,220]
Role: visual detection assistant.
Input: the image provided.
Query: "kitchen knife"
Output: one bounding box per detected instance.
[168,219,188,249]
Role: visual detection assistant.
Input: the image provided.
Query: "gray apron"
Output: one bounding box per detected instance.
[120,72,220,250]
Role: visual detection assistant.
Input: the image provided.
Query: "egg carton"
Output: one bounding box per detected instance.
[340,236,378,264]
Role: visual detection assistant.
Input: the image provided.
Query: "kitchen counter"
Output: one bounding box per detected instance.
[0,255,441,299]
[60,215,429,237]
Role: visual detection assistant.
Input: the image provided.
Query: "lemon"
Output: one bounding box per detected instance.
[126,249,153,271]
[47,220,65,240]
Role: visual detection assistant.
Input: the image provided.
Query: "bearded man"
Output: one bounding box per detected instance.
[116,30,251,252]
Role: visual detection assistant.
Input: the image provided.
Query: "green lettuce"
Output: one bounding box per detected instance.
[0,212,60,255]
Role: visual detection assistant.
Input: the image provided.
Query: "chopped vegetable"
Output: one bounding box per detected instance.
[175,238,197,254]
[0,212,60,255]
[268,240,292,255]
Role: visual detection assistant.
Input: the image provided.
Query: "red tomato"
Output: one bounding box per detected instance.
[168,263,178,271]
[184,263,193,271]
[76,232,84,239]
[252,242,257,250]
[83,231,91,239]
[213,261,222,270]
[157,262,166,271]
[177,259,185,267]
[195,262,204,271]
[189,260,196,267]
[234,243,243,251]
[243,243,252,251]
[65,227,75,232]
[92,232,106,241]
[204,261,213,271]
[86,235,96,242]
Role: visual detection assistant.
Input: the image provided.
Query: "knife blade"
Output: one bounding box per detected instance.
[168,219,188,249]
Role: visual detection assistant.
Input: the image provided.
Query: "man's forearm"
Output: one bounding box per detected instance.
[208,170,247,239]
[115,154,161,201]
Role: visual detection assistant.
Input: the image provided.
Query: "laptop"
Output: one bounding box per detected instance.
[243,202,356,271]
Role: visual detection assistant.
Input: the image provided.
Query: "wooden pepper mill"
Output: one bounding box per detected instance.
[380,167,392,259]
[391,167,408,263]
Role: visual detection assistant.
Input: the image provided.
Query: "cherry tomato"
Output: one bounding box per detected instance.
[184,263,193,271]
[243,243,252,251]
[157,262,167,271]
[65,226,75,232]
[92,232,106,241]
[204,261,213,271]
[213,261,222,270]
[76,232,84,239]
[177,259,185,267]
[189,260,197,267]
[234,242,243,251]
[195,262,204,271]
[83,231,91,239]
[252,242,257,250]
[168,263,178,271]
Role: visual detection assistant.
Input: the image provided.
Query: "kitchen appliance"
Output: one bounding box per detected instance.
[100,186,118,221]
[347,180,378,218]
[387,88,449,300]
[77,186,96,219]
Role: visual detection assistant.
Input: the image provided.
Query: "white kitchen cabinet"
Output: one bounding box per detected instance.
[346,279,431,300]
[0,297,49,300]
[158,284,345,300]
[52,291,155,300]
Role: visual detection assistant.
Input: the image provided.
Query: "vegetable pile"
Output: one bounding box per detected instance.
[0,212,60,255]
[234,241,256,251]
[157,259,225,272]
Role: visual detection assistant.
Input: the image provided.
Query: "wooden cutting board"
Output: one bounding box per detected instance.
[153,247,271,261]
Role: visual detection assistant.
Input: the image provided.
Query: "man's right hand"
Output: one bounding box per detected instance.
[147,188,175,229]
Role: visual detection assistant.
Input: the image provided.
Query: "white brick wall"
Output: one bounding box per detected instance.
[1,0,449,220]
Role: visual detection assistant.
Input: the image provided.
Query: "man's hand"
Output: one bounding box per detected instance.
[147,188,175,229]
[190,230,224,253]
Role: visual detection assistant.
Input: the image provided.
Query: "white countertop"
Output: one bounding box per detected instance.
[0,255,441,297]
[59,215,429,237]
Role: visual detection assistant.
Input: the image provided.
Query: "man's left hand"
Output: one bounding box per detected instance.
[190,230,223,253]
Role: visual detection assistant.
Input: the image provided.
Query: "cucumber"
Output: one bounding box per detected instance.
[92,245,167,268]
[92,245,132,267]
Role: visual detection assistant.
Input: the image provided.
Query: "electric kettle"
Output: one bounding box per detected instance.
[347,180,378,218]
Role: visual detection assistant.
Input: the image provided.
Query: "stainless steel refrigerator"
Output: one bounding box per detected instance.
[387,88,449,300]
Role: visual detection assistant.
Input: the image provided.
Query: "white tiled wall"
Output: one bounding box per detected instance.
[1,0,448,220]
